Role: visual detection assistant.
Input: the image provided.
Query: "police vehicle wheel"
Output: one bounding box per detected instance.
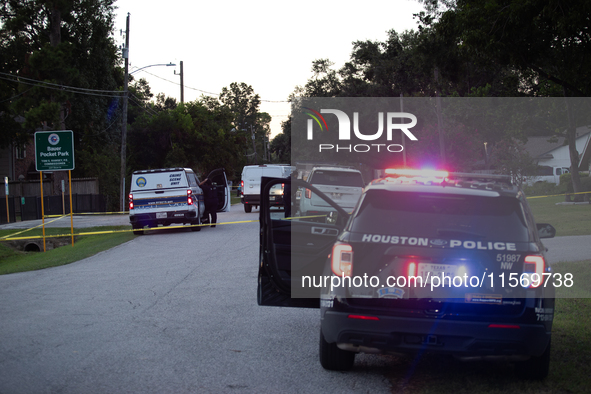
[192,208,202,231]
[319,328,355,371]
[244,204,252,213]
[191,219,201,231]
[517,338,551,380]
[132,225,144,235]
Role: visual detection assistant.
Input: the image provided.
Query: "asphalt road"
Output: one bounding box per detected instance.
[0,205,393,394]
[1,205,589,393]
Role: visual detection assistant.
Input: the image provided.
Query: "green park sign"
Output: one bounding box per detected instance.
[35,130,75,171]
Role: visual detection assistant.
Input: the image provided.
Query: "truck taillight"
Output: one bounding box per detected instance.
[241,180,244,196]
[305,188,312,199]
[331,243,353,277]
[523,255,545,288]
[187,189,193,205]
[128,193,134,210]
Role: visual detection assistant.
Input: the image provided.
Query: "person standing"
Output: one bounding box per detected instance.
[199,177,217,227]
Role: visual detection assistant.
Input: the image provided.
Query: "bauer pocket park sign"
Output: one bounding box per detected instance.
[35,130,75,171]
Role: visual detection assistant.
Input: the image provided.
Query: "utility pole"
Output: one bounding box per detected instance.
[400,93,407,167]
[175,61,184,103]
[434,67,446,166]
[120,13,130,212]
[251,125,257,164]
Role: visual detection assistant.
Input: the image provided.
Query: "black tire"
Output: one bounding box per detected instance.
[132,225,144,235]
[516,338,551,380]
[319,328,355,371]
[192,208,201,231]
[244,204,252,213]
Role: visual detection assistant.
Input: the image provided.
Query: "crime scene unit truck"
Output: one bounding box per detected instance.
[128,168,204,234]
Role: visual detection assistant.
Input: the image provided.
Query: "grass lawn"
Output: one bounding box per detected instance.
[384,292,591,394]
[0,226,135,275]
[527,195,591,236]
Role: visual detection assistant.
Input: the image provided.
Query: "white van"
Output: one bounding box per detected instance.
[241,164,293,212]
[129,167,230,234]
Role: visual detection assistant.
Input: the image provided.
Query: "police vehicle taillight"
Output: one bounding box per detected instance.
[523,255,545,288]
[331,243,353,277]
[128,193,134,210]
[240,180,244,195]
[407,261,417,278]
[187,189,193,205]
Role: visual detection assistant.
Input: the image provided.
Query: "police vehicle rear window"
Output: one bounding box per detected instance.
[351,190,529,242]
[310,171,363,187]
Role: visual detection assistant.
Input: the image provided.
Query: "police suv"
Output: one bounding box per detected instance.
[129,168,230,234]
[258,169,556,380]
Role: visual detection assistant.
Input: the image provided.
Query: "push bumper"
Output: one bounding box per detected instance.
[321,310,551,358]
[129,210,196,226]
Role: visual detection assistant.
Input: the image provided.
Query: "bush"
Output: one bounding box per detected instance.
[523,181,566,197]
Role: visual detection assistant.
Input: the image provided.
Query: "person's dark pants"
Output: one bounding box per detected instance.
[204,201,217,227]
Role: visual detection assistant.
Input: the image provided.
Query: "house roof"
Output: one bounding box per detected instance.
[524,126,591,162]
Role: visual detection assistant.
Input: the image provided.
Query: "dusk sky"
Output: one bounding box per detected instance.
[114,0,426,137]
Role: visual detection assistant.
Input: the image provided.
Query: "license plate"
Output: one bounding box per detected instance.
[418,263,457,283]
[156,212,167,219]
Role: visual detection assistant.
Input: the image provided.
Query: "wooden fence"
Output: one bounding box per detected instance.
[1,178,99,197]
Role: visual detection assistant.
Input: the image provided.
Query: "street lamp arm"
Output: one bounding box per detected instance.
[130,62,176,75]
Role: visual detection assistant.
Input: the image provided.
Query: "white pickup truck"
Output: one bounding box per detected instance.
[526,166,570,186]
[299,166,364,216]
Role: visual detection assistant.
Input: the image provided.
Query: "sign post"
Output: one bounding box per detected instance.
[35,131,76,249]
[4,176,9,223]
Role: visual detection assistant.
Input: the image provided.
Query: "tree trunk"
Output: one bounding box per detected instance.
[564,93,583,202]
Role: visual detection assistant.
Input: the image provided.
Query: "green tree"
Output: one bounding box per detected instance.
[1,0,121,206]
[434,0,591,199]
[219,82,264,164]
[270,116,291,163]
[127,98,242,180]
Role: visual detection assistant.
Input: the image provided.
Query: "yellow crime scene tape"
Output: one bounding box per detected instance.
[526,190,591,199]
[2,190,589,242]
[0,217,261,241]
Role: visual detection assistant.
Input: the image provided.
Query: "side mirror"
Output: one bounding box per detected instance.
[536,223,556,239]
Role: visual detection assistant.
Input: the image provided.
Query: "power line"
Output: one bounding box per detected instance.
[0,74,124,98]
[138,69,290,103]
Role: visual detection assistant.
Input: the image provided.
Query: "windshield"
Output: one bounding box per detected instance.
[350,190,530,242]
[310,170,363,187]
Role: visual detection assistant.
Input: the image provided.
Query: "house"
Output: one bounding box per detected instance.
[524,126,591,172]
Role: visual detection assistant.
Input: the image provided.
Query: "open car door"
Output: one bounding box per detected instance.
[207,168,231,212]
[258,176,350,308]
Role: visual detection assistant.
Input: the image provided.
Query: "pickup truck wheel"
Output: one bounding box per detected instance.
[244,204,252,213]
[132,225,144,235]
[319,328,355,371]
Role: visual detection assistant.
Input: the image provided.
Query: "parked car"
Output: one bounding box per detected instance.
[258,169,556,379]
